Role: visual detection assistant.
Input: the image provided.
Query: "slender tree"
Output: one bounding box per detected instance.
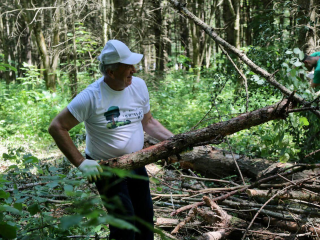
[296,0,320,54]
[18,0,62,90]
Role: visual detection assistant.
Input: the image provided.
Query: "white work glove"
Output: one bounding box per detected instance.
[78,159,103,182]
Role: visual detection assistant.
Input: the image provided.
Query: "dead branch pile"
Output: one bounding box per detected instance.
[146,136,320,240]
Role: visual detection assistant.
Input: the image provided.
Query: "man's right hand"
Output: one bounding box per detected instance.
[78,159,103,182]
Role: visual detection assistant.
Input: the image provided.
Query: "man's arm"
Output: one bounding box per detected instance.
[311,81,320,88]
[142,111,173,141]
[311,67,320,88]
[48,107,85,167]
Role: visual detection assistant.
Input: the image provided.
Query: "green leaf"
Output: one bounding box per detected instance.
[60,215,82,230]
[15,197,29,203]
[64,184,75,196]
[290,68,297,77]
[299,51,305,60]
[293,61,302,67]
[280,153,290,162]
[0,190,10,199]
[299,117,309,126]
[104,215,138,231]
[13,203,22,211]
[285,50,293,54]
[252,75,261,84]
[293,48,301,54]
[282,62,289,68]
[0,205,21,215]
[64,184,73,192]
[23,155,39,164]
[150,177,160,184]
[0,178,10,183]
[0,222,17,239]
[28,203,41,215]
[108,168,130,178]
[46,181,59,188]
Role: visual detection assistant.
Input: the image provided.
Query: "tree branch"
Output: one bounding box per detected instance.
[99,99,292,169]
[166,0,320,119]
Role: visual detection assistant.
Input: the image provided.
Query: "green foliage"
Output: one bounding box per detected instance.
[1,35,320,238]
[0,149,155,239]
[0,64,71,148]
[146,48,320,162]
[148,70,211,133]
[0,54,17,73]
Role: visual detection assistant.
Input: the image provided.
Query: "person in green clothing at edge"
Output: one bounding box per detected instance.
[303,52,320,88]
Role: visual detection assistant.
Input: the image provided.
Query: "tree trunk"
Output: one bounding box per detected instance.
[102,0,108,45]
[297,0,318,54]
[233,0,240,48]
[153,0,165,72]
[0,11,11,85]
[69,3,78,98]
[19,1,61,91]
[112,0,129,42]
[180,15,189,60]
[100,99,294,169]
[244,0,252,46]
[223,0,235,46]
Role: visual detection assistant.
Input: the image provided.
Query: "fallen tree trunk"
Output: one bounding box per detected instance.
[146,136,320,181]
[247,189,320,202]
[99,100,292,169]
[168,145,283,180]
[262,217,320,236]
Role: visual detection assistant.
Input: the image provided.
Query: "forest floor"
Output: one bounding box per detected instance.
[1,139,320,240]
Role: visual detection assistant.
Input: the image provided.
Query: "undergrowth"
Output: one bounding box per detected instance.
[0,48,320,238]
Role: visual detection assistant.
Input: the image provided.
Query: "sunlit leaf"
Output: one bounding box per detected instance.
[299,117,309,126]
[293,61,302,67]
[293,48,301,54]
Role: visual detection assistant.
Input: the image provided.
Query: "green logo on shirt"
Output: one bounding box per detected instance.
[104,106,131,129]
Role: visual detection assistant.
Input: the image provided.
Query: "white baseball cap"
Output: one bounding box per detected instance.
[97,40,143,65]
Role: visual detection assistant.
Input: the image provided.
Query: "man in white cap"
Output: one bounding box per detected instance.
[48,40,173,240]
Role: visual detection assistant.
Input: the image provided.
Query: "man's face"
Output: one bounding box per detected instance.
[304,60,314,71]
[110,63,137,90]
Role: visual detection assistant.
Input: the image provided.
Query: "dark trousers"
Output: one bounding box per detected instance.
[86,155,154,240]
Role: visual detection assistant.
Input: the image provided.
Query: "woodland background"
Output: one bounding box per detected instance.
[0,0,320,239]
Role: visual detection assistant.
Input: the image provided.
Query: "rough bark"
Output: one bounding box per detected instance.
[247,189,320,202]
[99,99,292,169]
[171,207,196,234]
[262,217,320,236]
[164,144,320,181]
[155,217,202,228]
[102,0,108,44]
[112,0,130,42]
[296,0,318,54]
[153,0,165,72]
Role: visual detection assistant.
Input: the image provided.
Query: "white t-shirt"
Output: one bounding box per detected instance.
[67,76,150,160]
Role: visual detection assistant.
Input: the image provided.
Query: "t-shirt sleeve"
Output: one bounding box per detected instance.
[314,64,320,84]
[67,90,94,122]
[140,79,150,114]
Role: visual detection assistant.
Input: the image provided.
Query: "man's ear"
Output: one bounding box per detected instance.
[106,69,114,78]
